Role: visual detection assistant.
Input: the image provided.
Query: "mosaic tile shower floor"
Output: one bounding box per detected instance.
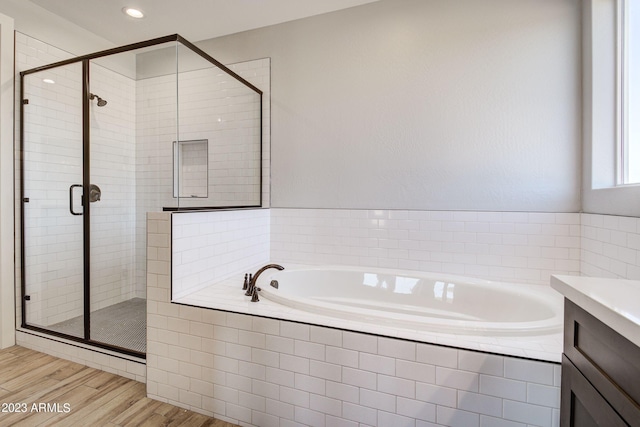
[49,298,146,353]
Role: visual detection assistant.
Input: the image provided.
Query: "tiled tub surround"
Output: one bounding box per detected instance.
[271,209,581,285]
[152,212,562,426]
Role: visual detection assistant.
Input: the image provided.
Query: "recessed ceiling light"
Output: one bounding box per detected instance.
[42,78,55,84]
[123,7,144,19]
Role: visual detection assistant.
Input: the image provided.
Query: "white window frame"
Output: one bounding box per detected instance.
[584,0,640,216]
[616,0,627,184]
[617,0,638,185]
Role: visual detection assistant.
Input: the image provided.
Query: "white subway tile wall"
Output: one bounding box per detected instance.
[149,212,561,426]
[135,57,270,209]
[89,63,140,308]
[176,63,263,208]
[170,209,640,290]
[172,209,270,298]
[581,213,640,280]
[272,209,581,285]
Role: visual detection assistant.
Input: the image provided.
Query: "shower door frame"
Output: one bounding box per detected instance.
[19,34,263,358]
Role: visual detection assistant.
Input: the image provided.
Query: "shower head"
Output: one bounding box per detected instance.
[89,93,107,107]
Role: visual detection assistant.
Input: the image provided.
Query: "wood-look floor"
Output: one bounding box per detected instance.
[0,346,238,427]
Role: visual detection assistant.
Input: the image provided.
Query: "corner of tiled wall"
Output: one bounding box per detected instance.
[580,213,640,280]
[146,212,172,307]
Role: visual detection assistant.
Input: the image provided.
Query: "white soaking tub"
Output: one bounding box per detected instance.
[257,266,563,336]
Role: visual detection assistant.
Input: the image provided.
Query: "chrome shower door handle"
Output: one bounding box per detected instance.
[69,184,83,215]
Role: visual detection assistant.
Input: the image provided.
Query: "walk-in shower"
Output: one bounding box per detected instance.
[18,34,262,357]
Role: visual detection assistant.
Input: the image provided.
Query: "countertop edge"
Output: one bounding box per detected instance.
[551,275,640,349]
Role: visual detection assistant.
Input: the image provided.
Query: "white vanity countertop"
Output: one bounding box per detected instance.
[551,275,640,348]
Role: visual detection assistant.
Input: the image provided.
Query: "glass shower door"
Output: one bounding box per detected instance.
[21,63,85,338]
[87,57,146,353]
[20,34,256,357]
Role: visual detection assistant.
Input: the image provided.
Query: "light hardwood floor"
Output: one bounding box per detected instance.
[0,346,238,426]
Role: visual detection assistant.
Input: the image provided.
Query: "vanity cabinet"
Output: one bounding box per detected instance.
[561,300,640,427]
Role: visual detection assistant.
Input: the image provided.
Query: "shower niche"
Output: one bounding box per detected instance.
[19,34,263,357]
[173,139,208,199]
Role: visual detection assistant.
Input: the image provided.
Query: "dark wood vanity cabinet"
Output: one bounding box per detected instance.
[561,300,640,426]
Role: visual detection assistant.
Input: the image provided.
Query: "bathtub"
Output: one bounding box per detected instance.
[258,266,563,336]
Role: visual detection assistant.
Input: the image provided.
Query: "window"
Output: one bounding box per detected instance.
[619,0,640,184]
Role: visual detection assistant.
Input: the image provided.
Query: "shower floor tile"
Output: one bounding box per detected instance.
[48,298,146,353]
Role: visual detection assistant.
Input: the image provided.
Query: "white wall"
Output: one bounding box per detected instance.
[0,1,135,80]
[0,0,113,56]
[196,0,582,212]
[0,12,15,349]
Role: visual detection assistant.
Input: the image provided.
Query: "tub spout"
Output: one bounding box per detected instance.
[245,264,284,298]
